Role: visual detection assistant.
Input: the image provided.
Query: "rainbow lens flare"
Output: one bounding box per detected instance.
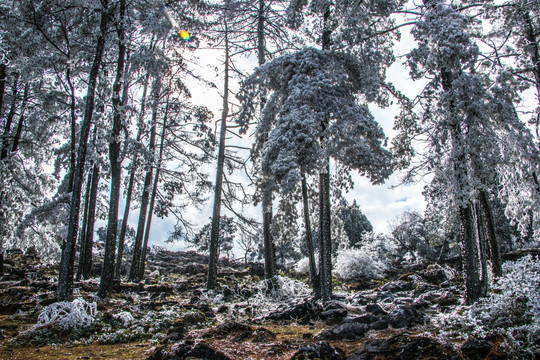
[179,30,191,41]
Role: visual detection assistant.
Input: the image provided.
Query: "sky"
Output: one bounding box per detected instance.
[96,20,431,257]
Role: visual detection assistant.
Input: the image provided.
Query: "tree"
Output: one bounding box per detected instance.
[399,0,540,303]
[98,0,128,299]
[58,0,112,301]
[190,215,237,259]
[239,47,394,300]
[337,200,373,249]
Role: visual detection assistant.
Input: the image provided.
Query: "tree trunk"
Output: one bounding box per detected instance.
[76,169,93,281]
[129,75,161,282]
[207,26,230,290]
[479,190,502,277]
[523,11,540,109]
[115,73,150,281]
[1,73,19,160]
[11,84,30,153]
[138,95,169,279]
[80,163,100,280]
[58,2,111,301]
[0,64,6,118]
[301,172,319,295]
[262,184,276,279]
[460,203,482,305]
[316,4,333,302]
[98,0,127,298]
[474,202,488,297]
[67,65,77,193]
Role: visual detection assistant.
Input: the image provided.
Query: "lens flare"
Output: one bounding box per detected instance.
[179,29,191,41]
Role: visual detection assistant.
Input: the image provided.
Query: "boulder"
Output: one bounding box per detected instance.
[148,340,230,360]
[387,305,426,329]
[347,335,460,360]
[290,341,346,360]
[318,322,369,340]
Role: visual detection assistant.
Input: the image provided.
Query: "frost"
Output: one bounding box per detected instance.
[334,234,395,281]
[435,256,540,357]
[34,298,97,331]
[112,311,135,327]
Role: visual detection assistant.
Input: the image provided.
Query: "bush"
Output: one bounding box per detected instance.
[35,298,97,331]
[436,255,540,358]
[334,234,395,281]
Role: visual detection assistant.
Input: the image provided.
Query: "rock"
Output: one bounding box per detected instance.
[320,308,348,325]
[460,337,507,360]
[252,328,277,343]
[365,304,387,316]
[381,280,414,293]
[266,300,320,321]
[319,322,369,340]
[347,335,460,360]
[148,340,231,360]
[203,322,253,339]
[387,305,426,329]
[420,264,448,284]
[217,305,229,313]
[181,311,206,326]
[290,341,346,360]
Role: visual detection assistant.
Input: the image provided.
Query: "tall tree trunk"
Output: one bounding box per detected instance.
[301,172,318,295]
[1,73,19,159]
[0,64,6,118]
[81,164,100,279]
[523,11,540,108]
[207,26,230,290]
[138,99,168,279]
[255,0,277,280]
[57,2,111,301]
[67,65,77,193]
[129,75,161,282]
[474,202,489,297]
[479,190,502,277]
[460,203,482,305]
[316,4,333,302]
[98,0,127,298]
[115,73,150,281]
[76,169,93,281]
[440,64,483,304]
[11,84,30,153]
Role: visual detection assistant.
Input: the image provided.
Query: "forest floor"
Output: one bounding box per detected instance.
[0,248,537,359]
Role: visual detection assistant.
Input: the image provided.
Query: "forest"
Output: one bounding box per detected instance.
[0,0,539,359]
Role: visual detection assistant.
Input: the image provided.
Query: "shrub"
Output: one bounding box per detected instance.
[436,255,540,358]
[35,298,97,331]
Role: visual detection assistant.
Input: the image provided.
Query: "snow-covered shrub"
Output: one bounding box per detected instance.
[112,311,135,327]
[250,276,312,316]
[334,234,395,281]
[294,257,314,275]
[334,247,387,281]
[35,298,97,331]
[436,255,540,358]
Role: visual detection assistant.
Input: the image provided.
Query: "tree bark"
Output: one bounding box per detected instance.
[474,202,489,297]
[115,73,150,281]
[316,4,333,302]
[1,73,19,160]
[301,172,318,295]
[98,0,127,298]
[479,190,502,277]
[138,95,169,279]
[11,84,30,153]
[460,203,482,305]
[58,2,111,301]
[0,64,6,118]
[80,163,100,280]
[129,75,161,282]
[76,169,93,281]
[207,26,230,290]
